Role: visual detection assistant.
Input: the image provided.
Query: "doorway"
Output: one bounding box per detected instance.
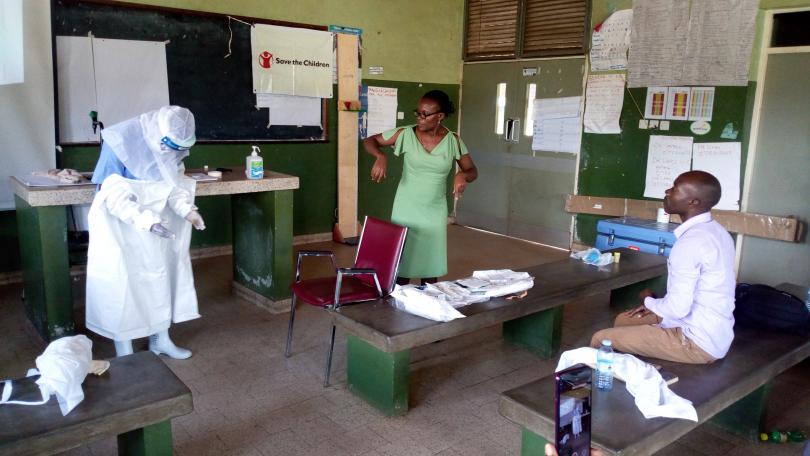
[456,58,586,249]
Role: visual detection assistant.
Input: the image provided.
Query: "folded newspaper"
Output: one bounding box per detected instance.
[390,269,534,322]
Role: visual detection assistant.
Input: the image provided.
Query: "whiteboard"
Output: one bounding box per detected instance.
[0,0,54,209]
[56,36,97,143]
[56,36,169,143]
[94,38,169,127]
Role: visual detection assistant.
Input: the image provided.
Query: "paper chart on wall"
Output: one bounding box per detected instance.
[365,86,398,137]
[590,9,633,71]
[688,87,715,121]
[256,93,322,126]
[681,0,758,86]
[583,74,625,134]
[532,96,582,154]
[627,0,689,88]
[692,142,741,210]
[644,87,668,119]
[665,87,691,120]
[644,135,693,199]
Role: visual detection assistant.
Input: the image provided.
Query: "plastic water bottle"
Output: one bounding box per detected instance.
[596,339,614,391]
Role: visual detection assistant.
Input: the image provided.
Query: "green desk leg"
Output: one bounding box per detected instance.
[117,421,173,456]
[346,335,410,416]
[521,427,550,456]
[231,189,294,308]
[14,196,74,341]
[710,383,772,440]
[503,308,563,358]
[610,275,667,310]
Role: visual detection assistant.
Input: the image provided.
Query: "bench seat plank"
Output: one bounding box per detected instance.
[331,250,667,415]
[0,351,193,456]
[499,326,810,455]
[332,249,667,353]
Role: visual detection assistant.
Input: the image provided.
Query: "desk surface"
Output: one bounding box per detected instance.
[499,284,810,456]
[332,249,668,353]
[0,352,193,456]
[11,167,299,207]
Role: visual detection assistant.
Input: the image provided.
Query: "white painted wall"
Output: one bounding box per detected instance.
[0,0,55,209]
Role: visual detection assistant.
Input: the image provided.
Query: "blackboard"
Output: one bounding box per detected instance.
[52,0,328,142]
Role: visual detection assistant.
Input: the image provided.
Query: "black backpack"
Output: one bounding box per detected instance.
[734,283,810,335]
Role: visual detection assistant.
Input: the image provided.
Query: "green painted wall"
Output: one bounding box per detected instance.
[574,0,778,246]
[111,0,464,84]
[357,80,462,222]
[0,0,464,273]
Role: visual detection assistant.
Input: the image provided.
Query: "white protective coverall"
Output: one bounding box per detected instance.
[85,106,202,349]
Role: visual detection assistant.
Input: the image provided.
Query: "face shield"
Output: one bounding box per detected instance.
[100,106,196,186]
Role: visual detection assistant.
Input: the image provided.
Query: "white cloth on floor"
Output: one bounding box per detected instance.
[470,269,534,297]
[556,347,698,421]
[390,285,467,322]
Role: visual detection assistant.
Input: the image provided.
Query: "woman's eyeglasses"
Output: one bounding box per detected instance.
[413,110,441,119]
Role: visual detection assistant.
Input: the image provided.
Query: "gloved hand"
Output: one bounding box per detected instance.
[185,210,206,230]
[149,223,176,239]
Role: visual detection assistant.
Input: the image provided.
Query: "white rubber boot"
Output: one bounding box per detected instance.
[114,340,134,357]
[149,329,192,360]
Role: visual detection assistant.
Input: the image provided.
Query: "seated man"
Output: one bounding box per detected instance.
[590,170,736,364]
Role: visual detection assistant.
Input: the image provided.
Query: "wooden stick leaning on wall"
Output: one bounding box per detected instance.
[335,33,361,241]
[565,194,803,243]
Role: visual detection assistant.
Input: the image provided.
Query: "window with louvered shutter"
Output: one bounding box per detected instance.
[464,0,520,60]
[520,0,589,57]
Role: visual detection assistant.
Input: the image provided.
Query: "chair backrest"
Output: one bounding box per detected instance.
[353,216,408,295]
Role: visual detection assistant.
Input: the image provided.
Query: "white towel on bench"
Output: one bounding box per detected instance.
[557,347,698,422]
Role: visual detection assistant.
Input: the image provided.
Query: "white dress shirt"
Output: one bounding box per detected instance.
[644,212,736,359]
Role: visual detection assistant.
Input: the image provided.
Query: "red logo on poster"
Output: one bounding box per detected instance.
[258,51,273,68]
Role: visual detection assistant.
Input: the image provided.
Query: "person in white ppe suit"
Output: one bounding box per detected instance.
[86,106,205,359]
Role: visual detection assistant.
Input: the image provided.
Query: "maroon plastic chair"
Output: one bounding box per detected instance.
[285,216,407,386]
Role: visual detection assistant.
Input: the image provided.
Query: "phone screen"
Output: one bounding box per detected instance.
[555,363,592,456]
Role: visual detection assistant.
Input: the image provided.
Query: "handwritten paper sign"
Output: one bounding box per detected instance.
[644,135,694,198]
[692,142,741,210]
[590,9,633,71]
[365,86,398,137]
[532,96,582,154]
[584,74,625,134]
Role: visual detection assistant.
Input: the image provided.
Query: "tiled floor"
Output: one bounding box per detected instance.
[1,225,808,455]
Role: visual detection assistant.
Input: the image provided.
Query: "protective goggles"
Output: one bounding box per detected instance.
[160,136,193,151]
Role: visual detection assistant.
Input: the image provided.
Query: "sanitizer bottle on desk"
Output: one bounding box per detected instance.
[246,146,264,179]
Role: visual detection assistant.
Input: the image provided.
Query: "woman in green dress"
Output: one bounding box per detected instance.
[363,90,478,285]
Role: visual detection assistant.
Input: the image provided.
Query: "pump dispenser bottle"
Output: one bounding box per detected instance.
[246,145,264,179]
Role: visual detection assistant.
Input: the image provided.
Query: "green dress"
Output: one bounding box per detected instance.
[382,125,469,278]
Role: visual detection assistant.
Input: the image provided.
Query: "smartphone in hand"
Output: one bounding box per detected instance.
[555,363,593,456]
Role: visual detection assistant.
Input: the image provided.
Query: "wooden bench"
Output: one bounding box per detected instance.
[499,283,810,456]
[0,351,193,456]
[330,249,667,416]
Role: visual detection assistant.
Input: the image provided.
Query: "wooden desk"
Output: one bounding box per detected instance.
[330,249,667,415]
[499,284,810,456]
[11,169,299,340]
[0,352,193,456]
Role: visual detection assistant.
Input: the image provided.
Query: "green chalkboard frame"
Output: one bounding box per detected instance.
[53,0,329,143]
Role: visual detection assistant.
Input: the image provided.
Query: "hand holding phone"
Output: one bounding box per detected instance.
[555,363,593,456]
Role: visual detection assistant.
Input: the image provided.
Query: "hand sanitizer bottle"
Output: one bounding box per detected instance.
[246,146,264,179]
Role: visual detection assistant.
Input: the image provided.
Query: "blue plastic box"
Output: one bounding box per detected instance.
[595,216,679,257]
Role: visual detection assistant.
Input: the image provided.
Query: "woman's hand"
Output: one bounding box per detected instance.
[453,171,468,198]
[371,155,388,183]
